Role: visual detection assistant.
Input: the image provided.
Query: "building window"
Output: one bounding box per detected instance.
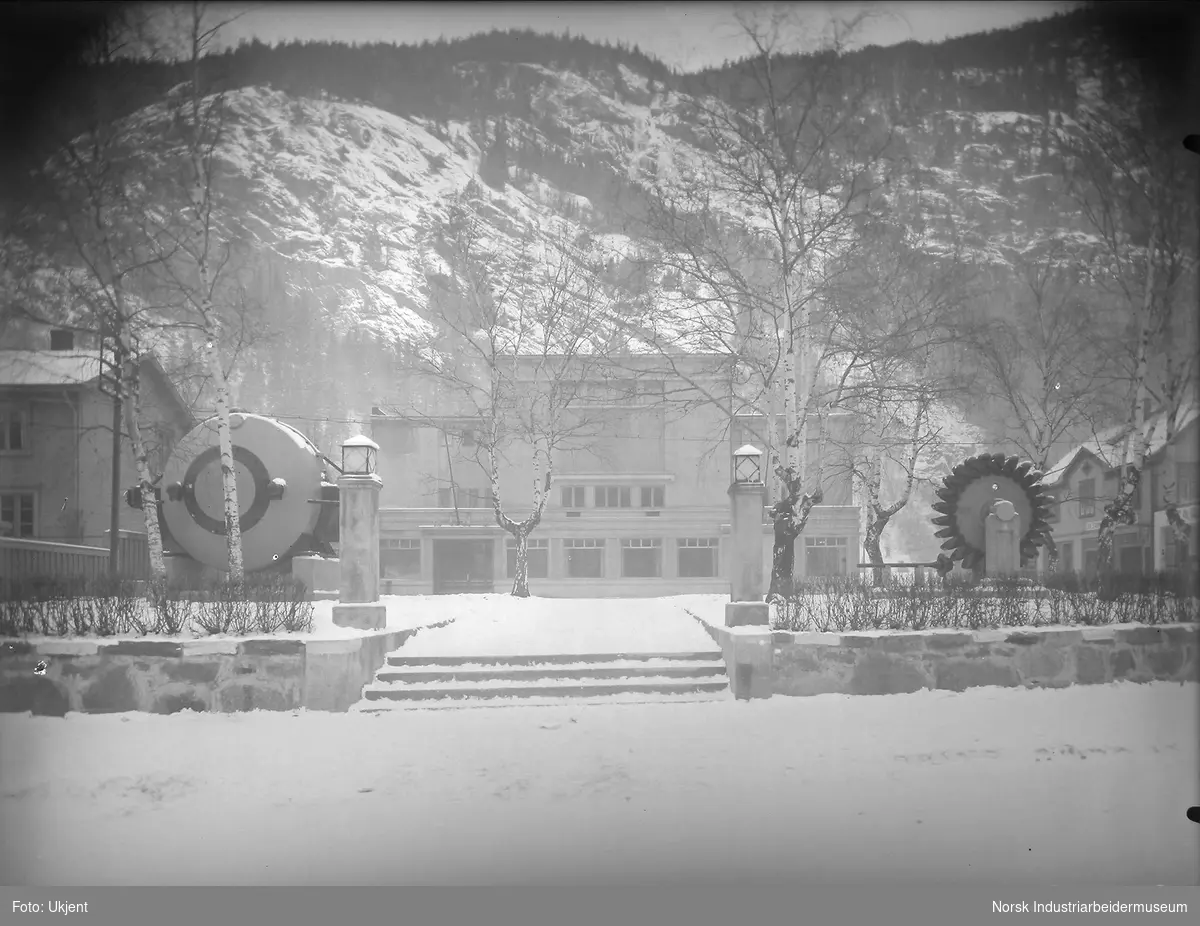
[506,537,549,578]
[638,485,665,508]
[804,536,848,577]
[0,492,35,537]
[678,537,718,578]
[564,538,604,578]
[380,538,420,578]
[622,538,662,577]
[0,407,27,453]
[595,486,632,508]
[437,487,492,508]
[1078,478,1095,518]
[459,429,477,448]
[561,486,587,508]
[1059,540,1074,572]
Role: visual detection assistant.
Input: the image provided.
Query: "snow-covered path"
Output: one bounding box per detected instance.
[393,595,718,656]
[1,682,1196,885]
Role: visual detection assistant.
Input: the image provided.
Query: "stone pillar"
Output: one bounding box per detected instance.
[726,482,769,627]
[332,473,386,630]
[984,498,1021,577]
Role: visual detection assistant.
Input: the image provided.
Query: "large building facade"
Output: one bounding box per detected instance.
[369,355,860,597]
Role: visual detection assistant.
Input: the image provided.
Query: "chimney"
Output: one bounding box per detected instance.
[49,329,74,351]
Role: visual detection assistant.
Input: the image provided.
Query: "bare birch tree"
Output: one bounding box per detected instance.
[955,240,1123,567]
[624,8,902,597]
[134,1,260,582]
[1062,58,1198,576]
[411,196,613,596]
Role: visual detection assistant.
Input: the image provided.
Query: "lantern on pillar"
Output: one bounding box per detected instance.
[733,444,763,485]
[341,434,379,476]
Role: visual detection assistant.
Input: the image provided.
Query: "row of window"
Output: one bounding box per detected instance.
[561,485,665,509]
[428,485,669,510]
[379,536,720,580]
[1064,469,1198,521]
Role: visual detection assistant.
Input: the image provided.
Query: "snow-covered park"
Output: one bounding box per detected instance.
[1,680,1195,885]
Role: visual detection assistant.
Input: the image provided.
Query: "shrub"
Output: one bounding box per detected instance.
[770,571,1198,633]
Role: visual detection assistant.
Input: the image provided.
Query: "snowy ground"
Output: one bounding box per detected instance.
[395,595,718,656]
[2,681,1195,885]
[4,595,727,649]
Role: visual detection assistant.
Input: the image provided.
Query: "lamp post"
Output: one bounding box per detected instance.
[726,444,769,627]
[332,434,386,630]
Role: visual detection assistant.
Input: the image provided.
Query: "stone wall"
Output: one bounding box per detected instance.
[0,620,453,717]
[696,619,1198,699]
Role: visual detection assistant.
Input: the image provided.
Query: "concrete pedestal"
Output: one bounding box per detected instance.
[725,601,770,627]
[333,472,384,630]
[985,499,1021,577]
[728,481,767,602]
[729,629,773,700]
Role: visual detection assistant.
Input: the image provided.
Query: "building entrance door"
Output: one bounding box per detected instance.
[432,538,495,594]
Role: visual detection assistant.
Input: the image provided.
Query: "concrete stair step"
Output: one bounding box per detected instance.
[353,687,734,712]
[376,659,726,685]
[362,675,731,702]
[385,650,723,667]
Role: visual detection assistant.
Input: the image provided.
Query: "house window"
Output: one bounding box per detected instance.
[1078,478,1095,518]
[506,537,549,578]
[1059,540,1074,572]
[564,538,604,577]
[561,486,587,508]
[678,537,718,578]
[459,429,476,448]
[595,486,632,508]
[0,492,36,538]
[638,485,665,508]
[0,407,27,453]
[380,538,420,578]
[1178,465,1196,503]
[621,538,662,577]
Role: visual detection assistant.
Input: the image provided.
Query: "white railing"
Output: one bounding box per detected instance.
[0,532,151,584]
[1,537,109,582]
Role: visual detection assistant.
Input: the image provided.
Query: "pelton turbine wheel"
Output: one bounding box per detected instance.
[930,453,1053,572]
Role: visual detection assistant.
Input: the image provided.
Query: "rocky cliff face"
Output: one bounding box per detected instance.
[6,8,1179,465]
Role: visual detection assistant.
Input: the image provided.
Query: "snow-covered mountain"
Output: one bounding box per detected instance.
[3,8,1161,459]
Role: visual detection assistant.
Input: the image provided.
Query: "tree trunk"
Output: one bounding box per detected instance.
[1096,463,1143,577]
[864,518,887,587]
[1159,409,1192,550]
[122,360,168,584]
[509,527,530,598]
[1042,531,1059,572]
[768,513,799,599]
[208,339,244,583]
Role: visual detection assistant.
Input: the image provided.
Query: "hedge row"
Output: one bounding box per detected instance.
[770,572,1200,633]
[0,574,315,638]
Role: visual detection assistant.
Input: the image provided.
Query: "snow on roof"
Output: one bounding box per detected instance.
[0,351,101,387]
[1042,404,1200,485]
